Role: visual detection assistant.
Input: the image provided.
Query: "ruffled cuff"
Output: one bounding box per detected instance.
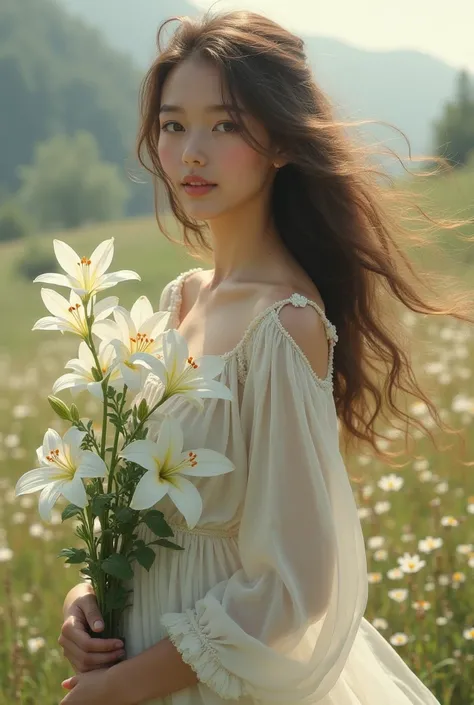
[160,607,248,700]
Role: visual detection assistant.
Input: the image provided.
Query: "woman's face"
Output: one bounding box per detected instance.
[157,57,277,222]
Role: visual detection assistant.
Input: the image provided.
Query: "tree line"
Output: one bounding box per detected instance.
[0,0,473,245]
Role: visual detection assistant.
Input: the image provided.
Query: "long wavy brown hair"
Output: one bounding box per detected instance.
[136,10,474,465]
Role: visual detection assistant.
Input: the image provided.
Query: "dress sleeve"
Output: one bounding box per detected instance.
[159,278,175,312]
[160,312,368,702]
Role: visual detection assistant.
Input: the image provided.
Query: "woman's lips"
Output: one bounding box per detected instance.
[182,183,217,196]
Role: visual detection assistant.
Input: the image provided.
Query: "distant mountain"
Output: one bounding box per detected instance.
[56,0,466,166]
[57,0,199,69]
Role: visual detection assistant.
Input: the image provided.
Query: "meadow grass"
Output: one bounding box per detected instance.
[0,168,473,703]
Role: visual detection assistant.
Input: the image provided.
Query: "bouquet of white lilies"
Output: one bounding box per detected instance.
[14,238,235,641]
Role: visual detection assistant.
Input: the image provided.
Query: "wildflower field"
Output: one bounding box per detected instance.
[0,188,473,703]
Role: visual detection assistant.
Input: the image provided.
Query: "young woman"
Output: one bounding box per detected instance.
[57,10,472,705]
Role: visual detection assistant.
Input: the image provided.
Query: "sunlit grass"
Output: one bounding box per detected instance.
[1,165,474,702]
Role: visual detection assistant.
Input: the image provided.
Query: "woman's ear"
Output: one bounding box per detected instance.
[272,150,289,169]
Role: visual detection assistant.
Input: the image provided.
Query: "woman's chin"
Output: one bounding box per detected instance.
[181,203,228,222]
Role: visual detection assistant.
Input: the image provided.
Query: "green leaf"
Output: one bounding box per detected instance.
[91,493,115,516]
[107,413,120,426]
[114,507,137,525]
[61,504,83,521]
[137,398,149,421]
[58,547,87,564]
[47,395,72,421]
[149,539,184,551]
[142,510,174,538]
[101,553,134,580]
[132,545,155,571]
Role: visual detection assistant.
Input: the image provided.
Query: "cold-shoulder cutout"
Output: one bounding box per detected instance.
[276,299,333,383]
[162,268,338,389]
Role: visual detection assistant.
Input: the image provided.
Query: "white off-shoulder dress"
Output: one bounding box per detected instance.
[122,268,440,705]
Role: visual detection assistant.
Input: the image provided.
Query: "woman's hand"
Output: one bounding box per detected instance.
[58,582,125,673]
[60,668,129,705]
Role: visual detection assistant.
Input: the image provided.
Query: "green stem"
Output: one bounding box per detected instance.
[127,393,171,444]
[107,386,127,495]
[82,302,110,619]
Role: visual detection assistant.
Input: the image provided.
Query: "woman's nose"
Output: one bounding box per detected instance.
[182,137,207,166]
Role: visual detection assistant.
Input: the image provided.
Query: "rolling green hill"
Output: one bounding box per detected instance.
[1,163,472,360]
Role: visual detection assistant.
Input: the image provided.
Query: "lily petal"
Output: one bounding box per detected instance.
[61,477,88,508]
[120,440,160,474]
[178,449,235,477]
[77,341,96,367]
[118,360,149,390]
[43,428,62,455]
[76,451,108,479]
[99,270,141,288]
[130,296,154,329]
[189,379,234,401]
[94,296,119,321]
[162,329,189,373]
[52,373,88,395]
[53,240,81,277]
[156,416,183,469]
[90,239,114,278]
[87,381,106,399]
[130,471,169,511]
[192,355,227,380]
[33,272,76,288]
[131,353,166,383]
[113,307,136,344]
[33,316,67,332]
[168,477,203,529]
[15,467,59,496]
[38,482,64,522]
[63,427,87,450]
[148,311,171,340]
[93,319,122,343]
[40,288,70,318]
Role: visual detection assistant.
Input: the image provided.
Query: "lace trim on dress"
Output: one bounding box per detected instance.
[167,519,239,539]
[161,608,249,700]
[168,267,205,328]
[168,269,338,390]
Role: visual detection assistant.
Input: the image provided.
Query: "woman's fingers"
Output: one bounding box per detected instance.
[58,634,125,672]
[77,592,106,633]
[60,615,123,652]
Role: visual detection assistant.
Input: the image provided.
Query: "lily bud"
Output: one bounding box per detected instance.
[48,395,72,421]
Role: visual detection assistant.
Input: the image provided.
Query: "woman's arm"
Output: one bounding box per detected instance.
[108,637,197,704]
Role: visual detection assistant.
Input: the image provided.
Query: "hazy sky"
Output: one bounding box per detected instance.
[195,0,474,72]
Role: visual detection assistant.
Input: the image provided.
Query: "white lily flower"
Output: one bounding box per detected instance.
[120,415,234,528]
[132,328,233,409]
[33,288,118,338]
[94,296,171,391]
[52,340,122,399]
[15,428,107,522]
[34,238,140,296]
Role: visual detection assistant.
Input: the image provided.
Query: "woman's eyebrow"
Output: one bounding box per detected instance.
[159,103,244,114]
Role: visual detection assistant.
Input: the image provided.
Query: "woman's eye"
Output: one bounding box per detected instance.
[214,122,239,133]
[160,121,239,133]
[161,122,183,132]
